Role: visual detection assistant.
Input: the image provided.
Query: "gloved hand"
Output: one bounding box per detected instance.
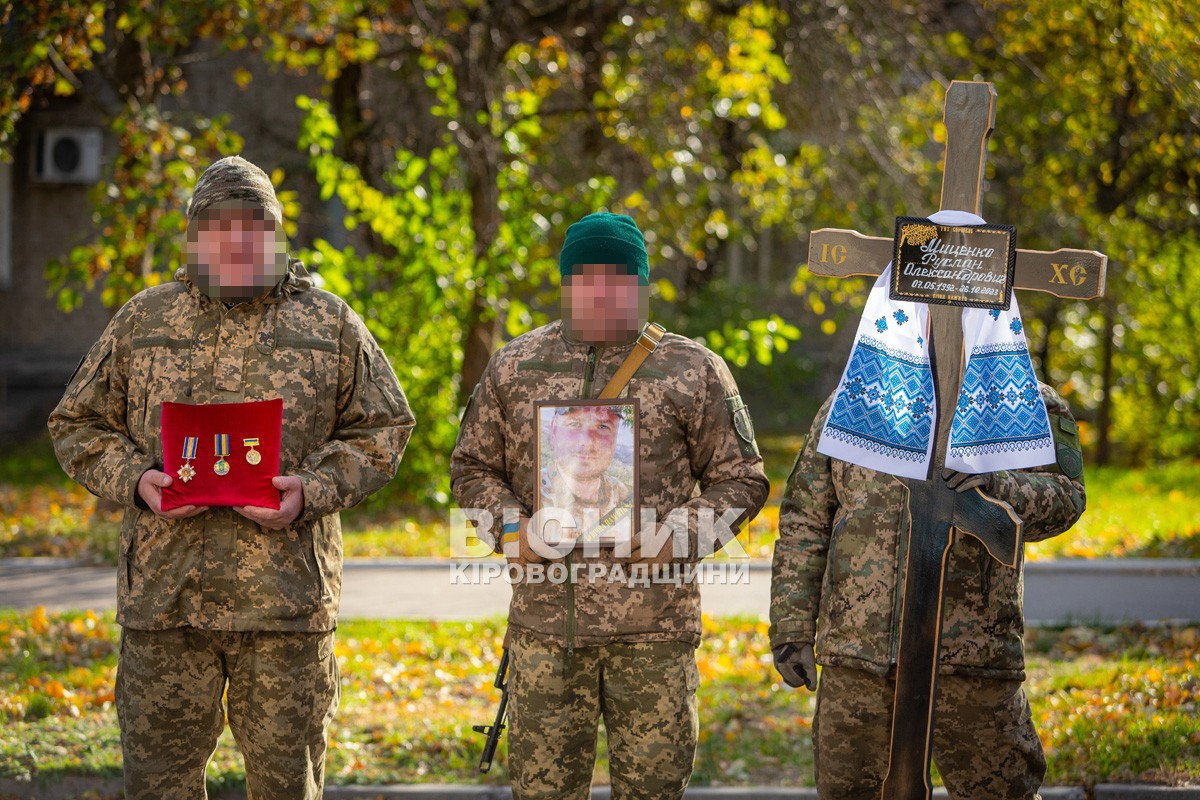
[502,515,554,566]
[623,522,677,565]
[772,642,817,690]
[941,468,992,494]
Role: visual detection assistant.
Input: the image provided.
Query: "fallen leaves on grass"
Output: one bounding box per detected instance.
[2,611,1198,787]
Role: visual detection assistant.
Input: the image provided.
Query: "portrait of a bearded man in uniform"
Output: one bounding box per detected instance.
[537,401,636,547]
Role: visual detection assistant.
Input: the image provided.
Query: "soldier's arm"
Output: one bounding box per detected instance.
[676,352,770,559]
[987,386,1086,543]
[768,396,838,650]
[48,303,157,508]
[291,306,415,520]
[450,358,527,553]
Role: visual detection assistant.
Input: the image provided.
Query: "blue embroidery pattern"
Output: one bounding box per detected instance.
[876,317,888,333]
[1010,319,1023,334]
[893,309,909,326]
[990,309,1001,320]
[825,337,934,462]
[950,344,1052,458]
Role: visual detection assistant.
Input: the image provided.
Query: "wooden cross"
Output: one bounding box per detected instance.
[806,81,1107,800]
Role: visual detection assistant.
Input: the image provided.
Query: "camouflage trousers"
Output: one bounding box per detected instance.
[507,629,699,800]
[812,666,1046,800]
[115,626,339,800]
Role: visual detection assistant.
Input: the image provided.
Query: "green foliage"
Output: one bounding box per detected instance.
[45,110,246,311]
[296,83,612,500]
[928,0,1200,463]
[9,0,1200,472]
[598,2,800,281]
[2,0,296,309]
[0,2,106,160]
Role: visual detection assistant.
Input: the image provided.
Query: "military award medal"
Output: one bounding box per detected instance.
[178,436,198,483]
[214,434,231,476]
[243,437,262,465]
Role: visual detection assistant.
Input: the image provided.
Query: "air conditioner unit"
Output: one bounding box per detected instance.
[34,127,103,184]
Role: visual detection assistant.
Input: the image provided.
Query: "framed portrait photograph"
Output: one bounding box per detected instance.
[534,398,639,548]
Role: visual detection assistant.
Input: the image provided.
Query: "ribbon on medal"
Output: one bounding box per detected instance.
[214,433,231,476]
[243,437,262,465]
[178,436,198,483]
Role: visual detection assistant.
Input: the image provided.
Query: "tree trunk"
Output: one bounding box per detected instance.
[458,138,501,404]
[454,28,504,407]
[1034,297,1061,378]
[1096,295,1116,466]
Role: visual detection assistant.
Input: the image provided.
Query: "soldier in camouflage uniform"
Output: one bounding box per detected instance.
[769,384,1085,799]
[451,212,768,799]
[48,156,414,800]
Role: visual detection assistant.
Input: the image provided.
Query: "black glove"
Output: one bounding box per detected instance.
[772,642,816,690]
[941,468,993,494]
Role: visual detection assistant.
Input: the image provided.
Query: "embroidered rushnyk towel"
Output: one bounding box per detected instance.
[817,210,1056,479]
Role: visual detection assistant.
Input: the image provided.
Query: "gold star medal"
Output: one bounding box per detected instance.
[214,433,231,476]
[177,436,198,483]
[243,437,262,465]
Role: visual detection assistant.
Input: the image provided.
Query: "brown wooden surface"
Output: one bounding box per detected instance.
[807,228,1108,300]
[940,82,995,215]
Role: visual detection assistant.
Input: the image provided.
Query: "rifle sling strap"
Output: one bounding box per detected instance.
[598,322,666,399]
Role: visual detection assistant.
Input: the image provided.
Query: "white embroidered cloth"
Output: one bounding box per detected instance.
[816,210,1055,479]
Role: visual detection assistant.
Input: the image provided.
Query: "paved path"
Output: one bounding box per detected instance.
[2,557,1198,624]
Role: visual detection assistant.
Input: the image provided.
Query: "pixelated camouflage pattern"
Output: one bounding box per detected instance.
[49,263,415,632]
[188,155,282,223]
[116,626,338,799]
[769,384,1085,679]
[451,320,769,647]
[507,628,698,800]
[812,666,1045,799]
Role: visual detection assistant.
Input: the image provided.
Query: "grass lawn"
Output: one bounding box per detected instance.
[3,434,1199,562]
[1,609,1197,793]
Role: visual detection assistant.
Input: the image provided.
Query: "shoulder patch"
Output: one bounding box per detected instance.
[1056,445,1083,480]
[1049,413,1084,480]
[725,394,760,458]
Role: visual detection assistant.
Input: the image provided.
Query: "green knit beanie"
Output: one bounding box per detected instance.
[559,212,649,285]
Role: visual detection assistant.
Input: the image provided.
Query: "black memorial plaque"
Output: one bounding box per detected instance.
[890,216,1016,309]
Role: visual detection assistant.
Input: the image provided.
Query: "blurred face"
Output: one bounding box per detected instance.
[562,264,648,344]
[551,407,621,481]
[185,200,288,302]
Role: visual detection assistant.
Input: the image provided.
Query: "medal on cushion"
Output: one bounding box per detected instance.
[243,437,262,465]
[178,436,198,483]
[214,433,231,476]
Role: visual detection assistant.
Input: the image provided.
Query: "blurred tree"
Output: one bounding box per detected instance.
[9,0,1197,495]
[952,0,1200,463]
[275,0,808,498]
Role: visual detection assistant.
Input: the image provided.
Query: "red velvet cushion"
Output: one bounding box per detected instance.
[160,399,284,511]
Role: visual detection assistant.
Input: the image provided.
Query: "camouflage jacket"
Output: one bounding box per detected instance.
[48,263,414,633]
[769,384,1085,680]
[451,320,769,647]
